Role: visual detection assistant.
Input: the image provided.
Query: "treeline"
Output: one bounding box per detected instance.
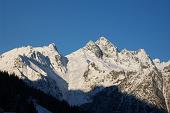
[0,71,88,113]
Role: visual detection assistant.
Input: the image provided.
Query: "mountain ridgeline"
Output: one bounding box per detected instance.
[0,37,170,113]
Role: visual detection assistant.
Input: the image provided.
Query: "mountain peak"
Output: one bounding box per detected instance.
[137,49,148,58]
[48,43,59,53]
[98,36,109,41]
[95,37,118,57]
[96,36,110,44]
[95,36,117,49]
[0,37,170,112]
[85,40,103,58]
[48,43,57,49]
[86,40,95,46]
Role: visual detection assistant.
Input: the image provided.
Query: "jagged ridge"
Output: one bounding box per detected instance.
[0,37,169,113]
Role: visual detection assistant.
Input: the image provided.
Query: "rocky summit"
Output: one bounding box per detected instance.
[0,37,169,113]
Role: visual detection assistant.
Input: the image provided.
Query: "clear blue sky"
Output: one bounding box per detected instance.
[0,0,170,61]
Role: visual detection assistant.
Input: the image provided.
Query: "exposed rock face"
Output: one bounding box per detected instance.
[163,65,170,112]
[0,44,68,99]
[81,86,167,113]
[85,40,103,58]
[95,37,118,58]
[155,61,170,112]
[0,37,169,113]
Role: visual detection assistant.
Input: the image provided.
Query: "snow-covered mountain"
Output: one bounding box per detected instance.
[0,43,68,99]
[154,60,170,112]
[0,37,169,113]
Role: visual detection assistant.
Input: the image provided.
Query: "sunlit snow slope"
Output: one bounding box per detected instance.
[0,37,169,112]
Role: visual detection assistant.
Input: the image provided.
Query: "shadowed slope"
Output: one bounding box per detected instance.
[0,71,88,113]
